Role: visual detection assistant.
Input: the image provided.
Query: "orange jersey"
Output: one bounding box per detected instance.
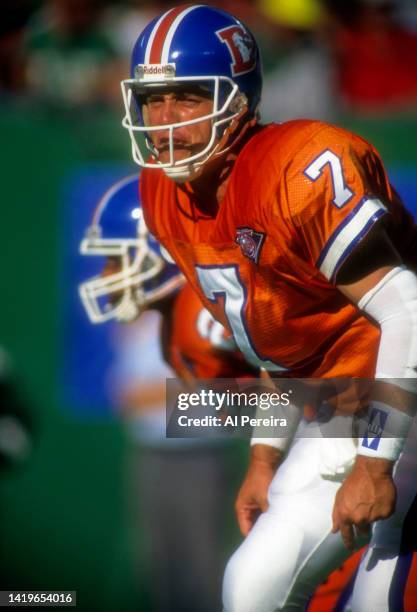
[308,550,364,612]
[166,283,257,380]
[141,120,417,379]
[309,549,417,611]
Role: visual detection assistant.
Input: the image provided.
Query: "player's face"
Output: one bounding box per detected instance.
[102,256,121,277]
[142,87,214,164]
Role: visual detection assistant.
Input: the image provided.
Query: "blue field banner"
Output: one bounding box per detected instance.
[59,163,136,419]
[389,167,417,219]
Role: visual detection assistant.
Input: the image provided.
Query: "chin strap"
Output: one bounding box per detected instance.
[115,297,141,323]
[211,105,257,162]
[164,109,259,183]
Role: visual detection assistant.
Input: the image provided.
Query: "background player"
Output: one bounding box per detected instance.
[79,173,258,611]
[120,5,417,610]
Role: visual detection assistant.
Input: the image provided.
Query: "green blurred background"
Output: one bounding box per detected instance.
[0,106,139,609]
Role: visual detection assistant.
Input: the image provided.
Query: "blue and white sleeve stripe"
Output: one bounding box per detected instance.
[316,197,388,283]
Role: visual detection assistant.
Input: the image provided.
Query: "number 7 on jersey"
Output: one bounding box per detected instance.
[196,265,286,372]
[304,149,354,208]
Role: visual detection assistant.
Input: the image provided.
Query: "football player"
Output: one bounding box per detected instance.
[80,173,393,611]
[79,174,184,325]
[79,173,256,379]
[120,5,417,611]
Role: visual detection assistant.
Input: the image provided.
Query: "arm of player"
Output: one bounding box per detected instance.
[277,126,417,550]
[236,371,302,536]
[235,443,284,537]
[333,227,417,549]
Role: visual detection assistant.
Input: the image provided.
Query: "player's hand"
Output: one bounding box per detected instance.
[235,444,282,537]
[332,455,396,550]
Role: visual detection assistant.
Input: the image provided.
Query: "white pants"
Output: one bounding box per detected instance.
[223,423,417,612]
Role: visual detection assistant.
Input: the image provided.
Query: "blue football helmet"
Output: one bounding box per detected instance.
[121,5,262,182]
[79,174,184,324]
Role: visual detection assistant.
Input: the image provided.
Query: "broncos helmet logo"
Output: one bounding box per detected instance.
[216,25,256,76]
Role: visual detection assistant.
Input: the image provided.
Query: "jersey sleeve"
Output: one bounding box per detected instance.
[279,125,393,284]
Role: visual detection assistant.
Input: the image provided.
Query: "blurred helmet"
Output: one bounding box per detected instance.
[79,174,184,324]
[121,4,262,182]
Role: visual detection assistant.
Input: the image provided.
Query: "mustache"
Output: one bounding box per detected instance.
[153,137,196,154]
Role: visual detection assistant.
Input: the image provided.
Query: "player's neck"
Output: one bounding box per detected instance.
[187,153,235,206]
[182,121,261,209]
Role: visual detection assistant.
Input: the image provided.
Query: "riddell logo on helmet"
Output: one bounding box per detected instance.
[135,63,176,79]
[216,26,256,76]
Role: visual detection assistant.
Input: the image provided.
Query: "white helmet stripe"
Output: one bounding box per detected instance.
[144,7,174,65]
[160,5,203,64]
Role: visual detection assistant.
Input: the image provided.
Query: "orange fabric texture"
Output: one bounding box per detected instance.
[141,120,417,381]
[168,283,257,379]
[308,550,363,612]
[309,548,417,611]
